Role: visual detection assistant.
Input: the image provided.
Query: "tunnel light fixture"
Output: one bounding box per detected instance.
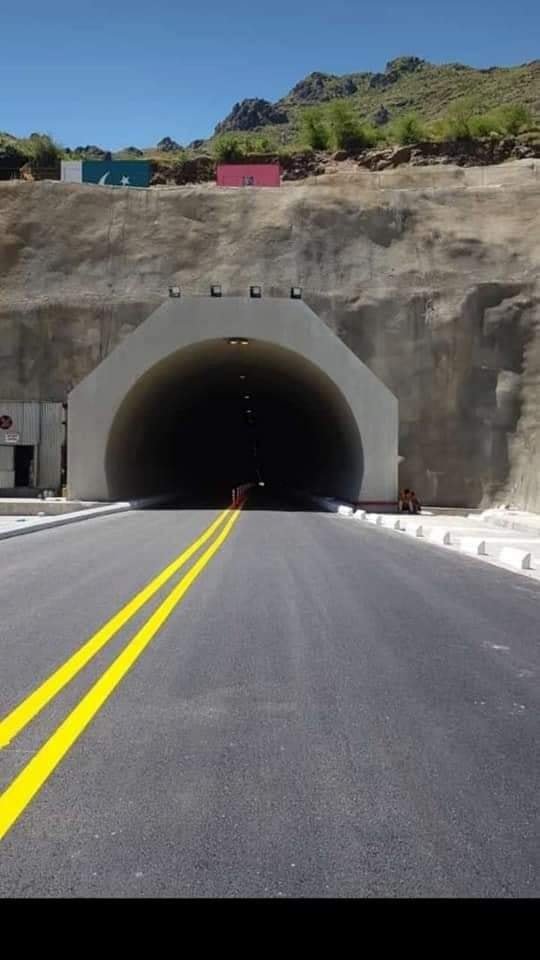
[243,394,251,400]
[210,284,222,297]
[250,286,262,299]
[239,339,249,345]
[168,286,181,298]
[239,374,246,380]
[228,338,250,346]
[290,286,303,300]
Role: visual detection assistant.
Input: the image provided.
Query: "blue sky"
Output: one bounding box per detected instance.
[1,0,538,150]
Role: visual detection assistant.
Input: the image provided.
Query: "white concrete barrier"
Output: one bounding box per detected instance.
[428,528,452,545]
[498,547,533,570]
[366,513,383,525]
[461,537,487,556]
[382,516,403,530]
[403,523,424,537]
[337,504,354,517]
[353,509,366,520]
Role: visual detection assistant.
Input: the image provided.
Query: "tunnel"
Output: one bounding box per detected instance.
[68,296,398,503]
[105,338,363,502]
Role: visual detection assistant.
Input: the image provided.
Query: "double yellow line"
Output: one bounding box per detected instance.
[0,500,245,842]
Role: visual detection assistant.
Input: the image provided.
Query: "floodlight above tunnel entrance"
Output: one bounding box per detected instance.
[210,284,222,297]
[249,286,262,298]
[290,287,303,300]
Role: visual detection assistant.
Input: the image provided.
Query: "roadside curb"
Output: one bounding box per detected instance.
[0,493,174,542]
[479,511,540,538]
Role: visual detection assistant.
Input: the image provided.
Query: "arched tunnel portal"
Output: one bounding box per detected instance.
[68,296,398,504]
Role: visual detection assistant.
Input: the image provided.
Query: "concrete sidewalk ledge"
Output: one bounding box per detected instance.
[479,509,540,538]
[401,523,424,538]
[0,497,102,517]
[460,537,487,556]
[498,546,533,570]
[0,492,175,542]
[381,516,404,530]
[428,528,453,545]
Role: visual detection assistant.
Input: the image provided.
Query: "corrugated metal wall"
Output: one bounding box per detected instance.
[0,447,14,469]
[39,403,64,489]
[0,401,64,490]
[0,446,15,487]
[0,401,41,444]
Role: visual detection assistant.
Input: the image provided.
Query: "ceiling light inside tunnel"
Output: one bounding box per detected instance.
[249,286,262,298]
[210,284,222,297]
[227,338,240,345]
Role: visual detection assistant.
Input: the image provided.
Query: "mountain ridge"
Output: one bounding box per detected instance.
[214,55,540,138]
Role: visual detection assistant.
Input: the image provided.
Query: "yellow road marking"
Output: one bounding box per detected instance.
[0,505,232,749]
[0,503,244,842]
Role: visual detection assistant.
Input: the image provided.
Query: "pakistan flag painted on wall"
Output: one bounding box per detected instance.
[82,161,151,187]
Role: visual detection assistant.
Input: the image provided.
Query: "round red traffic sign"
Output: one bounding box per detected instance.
[0,415,13,430]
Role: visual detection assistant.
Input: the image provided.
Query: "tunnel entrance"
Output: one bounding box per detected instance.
[68,296,398,503]
[105,338,363,502]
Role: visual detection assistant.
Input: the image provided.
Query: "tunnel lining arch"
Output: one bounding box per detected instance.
[104,337,365,501]
[68,296,398,502]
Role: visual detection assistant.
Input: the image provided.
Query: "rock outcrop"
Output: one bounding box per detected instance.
[357,136,540,170]
[157,136,183,152]
[214,98,288,134]
[1,160,539,510]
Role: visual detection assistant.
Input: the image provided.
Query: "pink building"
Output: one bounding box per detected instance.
[216,163,281,188]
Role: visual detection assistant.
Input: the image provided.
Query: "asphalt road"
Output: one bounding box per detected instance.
[0,495,539,897]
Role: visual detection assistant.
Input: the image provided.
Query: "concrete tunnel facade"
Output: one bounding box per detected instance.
[67,296,398,503]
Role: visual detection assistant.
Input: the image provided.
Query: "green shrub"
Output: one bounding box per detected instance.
[390,112,428,145]
[244,134,276,155]
[361,123,381,148]
[439,98,479,141]
[299,107,331,150]
[490,103,532,136]
[329,101,375,151]
[23,133,62,169]
[212,134,245,161]
[468,112,502,137]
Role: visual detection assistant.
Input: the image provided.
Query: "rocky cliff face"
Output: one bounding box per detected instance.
[1,160,539,510]
[214,98,289,133]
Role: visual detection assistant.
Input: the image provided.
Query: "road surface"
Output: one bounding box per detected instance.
[0,494,538,897]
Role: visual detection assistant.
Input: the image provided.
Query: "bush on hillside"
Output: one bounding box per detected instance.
[299,107,331,150]
[468,113,501,137]
[329,101,376,151]
[212,134,245,161]
[491,103,532,136]
[24,133,62,169]
[243,134,276,155]
[440,99,476,141]
[390,112,428,145]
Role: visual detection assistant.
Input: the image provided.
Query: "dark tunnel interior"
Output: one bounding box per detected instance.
[105,338,363,503]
